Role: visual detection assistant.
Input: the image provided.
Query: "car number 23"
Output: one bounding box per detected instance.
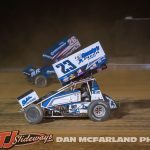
[56,60,77,74]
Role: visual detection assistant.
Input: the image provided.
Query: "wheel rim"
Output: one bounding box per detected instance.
[93,105,106,118]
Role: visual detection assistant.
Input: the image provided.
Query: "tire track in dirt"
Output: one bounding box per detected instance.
[0,71,150,150]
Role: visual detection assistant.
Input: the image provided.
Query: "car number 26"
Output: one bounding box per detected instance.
[56,60,77,74]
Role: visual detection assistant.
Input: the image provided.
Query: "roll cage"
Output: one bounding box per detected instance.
[36,77,96,106]
[57,77,95,95]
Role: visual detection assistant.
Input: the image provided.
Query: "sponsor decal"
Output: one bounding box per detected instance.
[22,96,32,106]
[76,46,99,64]
[0,130,53,149]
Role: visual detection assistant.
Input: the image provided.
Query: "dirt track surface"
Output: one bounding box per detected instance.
[0,70,150,150]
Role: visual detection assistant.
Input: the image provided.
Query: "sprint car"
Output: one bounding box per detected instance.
[23,36,81,87]
[17,78,119,124]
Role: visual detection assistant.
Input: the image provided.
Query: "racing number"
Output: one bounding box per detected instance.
[56,60,77,74]
[68,36,77,46]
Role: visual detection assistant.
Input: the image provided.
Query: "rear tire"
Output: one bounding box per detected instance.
[24,104,43,124]
[88,100,110,121]
[34,75,47,87]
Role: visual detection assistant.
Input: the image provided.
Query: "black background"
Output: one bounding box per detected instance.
[0,0,150,67]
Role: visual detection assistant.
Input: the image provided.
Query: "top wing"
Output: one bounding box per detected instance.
[52,41,107,85]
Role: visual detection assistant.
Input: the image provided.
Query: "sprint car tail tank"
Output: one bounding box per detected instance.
[42,36,81,62]
[52,41,107,85]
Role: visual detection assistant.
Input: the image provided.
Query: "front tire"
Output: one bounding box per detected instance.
[24,104,43,124]
[34,75,47,87]
[88,100,110,121]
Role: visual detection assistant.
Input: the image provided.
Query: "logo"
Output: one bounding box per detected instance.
[0,130,53,149]
[76,46,99,64]
[22,96,32,106]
